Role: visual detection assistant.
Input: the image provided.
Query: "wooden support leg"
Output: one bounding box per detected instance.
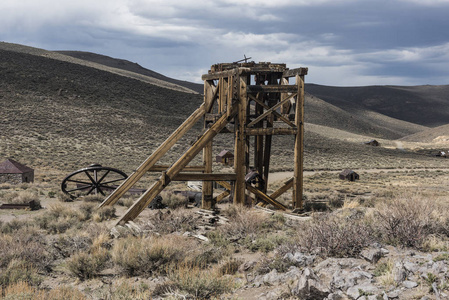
[293,75,305,209]
[99,104,206,208]
[234,77,247,205]
[202,140,214,209]
[117,106,238,225]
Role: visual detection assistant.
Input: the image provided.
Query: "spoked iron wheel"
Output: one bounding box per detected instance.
[61,164,128,199]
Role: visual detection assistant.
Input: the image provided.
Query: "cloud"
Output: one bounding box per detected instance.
[1,0,448,86]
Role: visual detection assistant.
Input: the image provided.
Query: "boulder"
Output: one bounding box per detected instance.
[292,267,330,299]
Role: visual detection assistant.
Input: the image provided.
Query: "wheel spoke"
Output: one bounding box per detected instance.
[86,185,96,195]
[66,185,93,193]
[84,171,97,185]
[96,170,110,185]
[102,177,127,185]
[65,179,92,185]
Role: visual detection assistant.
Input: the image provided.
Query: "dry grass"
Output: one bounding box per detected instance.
[1,281,87,299]
[112,235,197,277]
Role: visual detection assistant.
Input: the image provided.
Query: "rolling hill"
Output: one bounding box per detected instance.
[306,83,449,127]
[1,41,447,173]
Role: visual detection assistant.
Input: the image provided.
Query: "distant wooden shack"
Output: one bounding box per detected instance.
[437,151,448,158]
[216,150,234,166]
[0,159,34,184]
[339,169,359,181]
[364,139,380,146]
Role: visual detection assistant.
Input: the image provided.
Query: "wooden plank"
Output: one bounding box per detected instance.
[215,180,232,190]
[247,93,296,127]
[248,94,295,127]
[246,184,287,210]
[149,165,205,172]
[247,85,297,93]
[234,76,247,205]
[117,105,238,224]
[171,173,237,181]
[99,103,206,208]
[245,128,297,135]
[282,67,308,78]
[293,75,305,209]
[270,177,294,200]
[214,190,230,203]
[204,80,218,113]
[202,140,213,209]
[201,67,245,81]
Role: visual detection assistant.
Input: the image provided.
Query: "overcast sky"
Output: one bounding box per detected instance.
[1,0,449,86]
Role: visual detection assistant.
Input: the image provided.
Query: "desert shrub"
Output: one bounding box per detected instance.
[166,263,234,299]
[246,233,288,253]
[57,191,73,202]
[78,202,96,220]
[35,204,86,233]
[144,209,197,234]
[161,191,188,209]
[112,235,196,277]
[66,248,110,280]
[0,259,42,288]
[0,232,50,272]
[218,258,243,275]
[0,281,87,299]
[0,219,34,234]
[374,194,437,248]
[293,213,373,257]
[93,206,116,222]
[219,206,269,240]
[82,194,104,202]
[97,278,151,300]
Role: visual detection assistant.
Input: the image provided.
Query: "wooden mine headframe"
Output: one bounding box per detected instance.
[99,61,307,225]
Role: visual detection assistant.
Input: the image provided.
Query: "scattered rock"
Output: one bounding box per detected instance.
[283,251,315,266]
[393,261,406,283]
[346,282,378,299]
[361,247,383,263]
[402,280,418,289]
[292,267,330,299]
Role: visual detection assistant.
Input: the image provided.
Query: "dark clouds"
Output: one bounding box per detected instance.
[1,0,448,86]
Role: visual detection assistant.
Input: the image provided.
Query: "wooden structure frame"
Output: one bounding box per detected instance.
[99,62,307,225]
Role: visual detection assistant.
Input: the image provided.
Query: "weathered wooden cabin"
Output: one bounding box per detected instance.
[339,169,359,181]
[216,150,234,165]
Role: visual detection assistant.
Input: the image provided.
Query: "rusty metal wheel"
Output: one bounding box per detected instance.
[61,164,128,199]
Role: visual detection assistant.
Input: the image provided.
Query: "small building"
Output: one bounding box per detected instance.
[364,139,380,146]
[0,159,34,184]
[437,151,447,158]
[339,169,359,181]
[216,150,234,166]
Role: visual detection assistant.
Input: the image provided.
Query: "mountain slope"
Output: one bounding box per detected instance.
[305,93,427,139]
[57,51,204,94]
[306,83,449,127]
[400,124,449,143]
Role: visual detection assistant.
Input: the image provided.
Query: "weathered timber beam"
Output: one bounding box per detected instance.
[99,103,206,208]
[201,67,250,81]
[246,184,287,210]
[270,177,294,200]
[214,190,230,203]
[117,105,239,224]
[172,173,236,181]
[248,94,295,128]
[204,80,218,113]
[247,93,296,127]
[245,128,297,136]
[215,180,232,190]
[247,85,298,93]
[149,165,205,172]
[282,68,308,78]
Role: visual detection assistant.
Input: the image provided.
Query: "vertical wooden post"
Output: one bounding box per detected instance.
[234,75,247,205]
[293,75,305,209]
[202,140,214,209]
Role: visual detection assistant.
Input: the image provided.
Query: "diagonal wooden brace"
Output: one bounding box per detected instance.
[99,103,206,208]
[116,106,239,225]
